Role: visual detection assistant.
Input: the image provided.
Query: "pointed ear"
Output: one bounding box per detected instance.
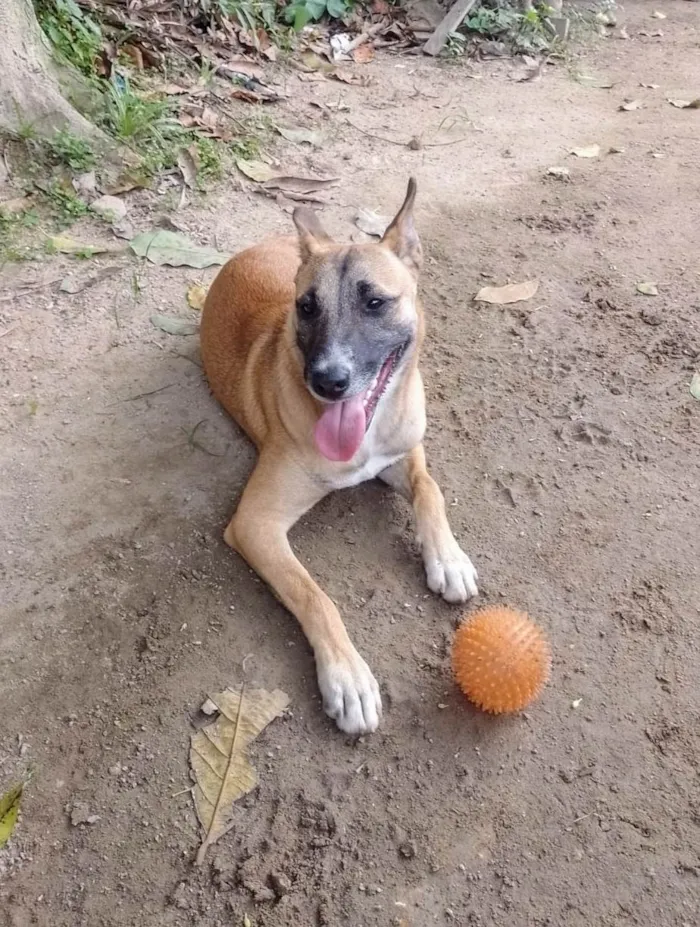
[293,207,333,261]
[381,177,422,275]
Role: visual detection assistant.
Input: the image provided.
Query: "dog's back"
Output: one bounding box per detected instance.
[201,236,300,444]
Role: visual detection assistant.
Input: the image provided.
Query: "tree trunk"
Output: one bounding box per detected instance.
[0,0,109,144]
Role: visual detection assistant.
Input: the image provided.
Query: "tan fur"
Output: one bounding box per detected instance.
[200,181,477,734]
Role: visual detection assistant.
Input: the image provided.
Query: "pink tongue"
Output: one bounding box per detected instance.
[314,395,366,462]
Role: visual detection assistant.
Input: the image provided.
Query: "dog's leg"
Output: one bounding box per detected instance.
[225,452,382,735]
[380,445,478,603]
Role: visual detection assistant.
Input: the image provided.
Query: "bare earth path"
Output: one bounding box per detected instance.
[1,3,699,925]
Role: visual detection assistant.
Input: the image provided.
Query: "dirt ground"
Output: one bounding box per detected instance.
[1,3,699,925]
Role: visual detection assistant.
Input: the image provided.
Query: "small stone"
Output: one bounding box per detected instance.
[270,872,292,897]
[399,840,417,859]
[92,195,127,222]
[70,802,100,826]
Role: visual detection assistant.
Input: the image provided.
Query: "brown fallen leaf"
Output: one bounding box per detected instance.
[177,147,198,189]
[231,88,265,104]
[262,176,339,196]
[276,126,324,147]
[475,280,539,305]
[619,99,643,111]
[667,98,700,109]
[191,686,289,864]
[187,283,208,311]
[219,59,265,81]
[330,69,370,86]
[352,45,375,64]
[509,60,544,83]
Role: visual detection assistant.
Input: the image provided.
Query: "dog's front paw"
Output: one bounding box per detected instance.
[423,538,478,604]
[316,646,382,735]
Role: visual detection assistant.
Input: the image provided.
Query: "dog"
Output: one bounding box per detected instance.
[200,178,478,735]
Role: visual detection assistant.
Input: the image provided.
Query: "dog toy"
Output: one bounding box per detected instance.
[452,606,551,713]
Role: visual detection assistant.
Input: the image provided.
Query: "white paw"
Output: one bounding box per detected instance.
[316,647,382,735]
[423,539,478,604]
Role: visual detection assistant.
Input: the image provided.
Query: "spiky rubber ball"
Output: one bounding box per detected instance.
[452,607,551,714]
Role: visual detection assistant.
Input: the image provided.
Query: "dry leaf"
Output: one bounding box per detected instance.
[262,175,339,196]
[571,145,601,158]
[475,280,539,305]
[47,236,107,256]
[355,208,390,237]
[60,266,121,294]
[330,69,368,86]
[619,100,643,112]
[177,148,198,189]
[510,60,544,83]
[150,314,199,336]
[276,126,325,147]
[187,283,208,310]
[191,686,289,864]
[130,231,229,268]
[576,74,614,89]
[0,783,23,849]
[689,372,700,401]
[352,45,375,64]
[636,282,659,296]
[236,159,276,183]
[667,98,700,109]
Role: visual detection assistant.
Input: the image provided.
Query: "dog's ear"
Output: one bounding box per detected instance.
[293,207,333,261]
[381,177,422,275]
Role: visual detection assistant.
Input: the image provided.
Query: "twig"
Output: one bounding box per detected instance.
[0,277,64,303]
[424,0,481,57]
[110,383,177,405]
[345,119,409,147]
[347,21,386,53]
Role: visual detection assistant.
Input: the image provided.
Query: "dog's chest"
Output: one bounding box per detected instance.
[325,379,426,490]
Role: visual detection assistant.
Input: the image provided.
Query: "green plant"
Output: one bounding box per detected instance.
[194,137,223,184]
[48,129,96,171]
[284,0,353,31]
[0,208,41,263]
[217,0,278,33]
[44,180,90,224]
[35,0,102,78]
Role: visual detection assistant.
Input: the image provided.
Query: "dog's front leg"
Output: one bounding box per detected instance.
[380,445,478,603]
[225,451,382,735]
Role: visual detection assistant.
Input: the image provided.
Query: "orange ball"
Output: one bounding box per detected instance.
[452,606,551,714]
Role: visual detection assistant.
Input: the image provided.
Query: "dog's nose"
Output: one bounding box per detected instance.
[310,365,350,400]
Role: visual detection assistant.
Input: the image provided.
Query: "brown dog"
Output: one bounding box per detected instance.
[200,179,478,734]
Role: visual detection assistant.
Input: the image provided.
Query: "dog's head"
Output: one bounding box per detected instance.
[292,179,423,461]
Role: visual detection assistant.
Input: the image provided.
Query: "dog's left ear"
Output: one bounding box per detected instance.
[381,177,422,275]
[293,207,333,261]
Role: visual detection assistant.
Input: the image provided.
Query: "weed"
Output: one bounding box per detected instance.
[0,208,41,263]
[463,1,554,54]
[44,180,90,225]
[284,0,354,31]
[194,137,223,184]
[216,0,279,33]
[48,129,96,172]
[36,0,102,78]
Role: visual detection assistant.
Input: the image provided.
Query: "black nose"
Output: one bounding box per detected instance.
[310,365,350,400]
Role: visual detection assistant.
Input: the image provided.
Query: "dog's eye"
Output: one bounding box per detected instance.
[297,296,319,320]
[366,297,385,314]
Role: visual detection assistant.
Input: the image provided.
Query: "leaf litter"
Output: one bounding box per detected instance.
[0,782,24,849]
[190,685,289,864]
[636,282,659,296]
[150,314,199,336]
[276,126,325,147]
[475,280,539,305]
[571,145,601,158]
[130,231,229,268]
[186,283,208,310]
[689,373,700,401]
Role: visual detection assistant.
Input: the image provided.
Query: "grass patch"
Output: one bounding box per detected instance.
[43,180,91,225]
[35,0,103,78]
[48,129,96,172]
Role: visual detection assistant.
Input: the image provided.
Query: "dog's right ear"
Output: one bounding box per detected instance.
[293,208,333,261]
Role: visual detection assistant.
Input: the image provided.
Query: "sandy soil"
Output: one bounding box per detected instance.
[1,3,699,925]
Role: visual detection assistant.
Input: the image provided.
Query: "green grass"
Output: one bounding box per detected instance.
[35,0,103,78]
[44,180,90,225]
[48,129,96,172]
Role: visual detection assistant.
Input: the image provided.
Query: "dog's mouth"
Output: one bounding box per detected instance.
[314,341,409,463]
